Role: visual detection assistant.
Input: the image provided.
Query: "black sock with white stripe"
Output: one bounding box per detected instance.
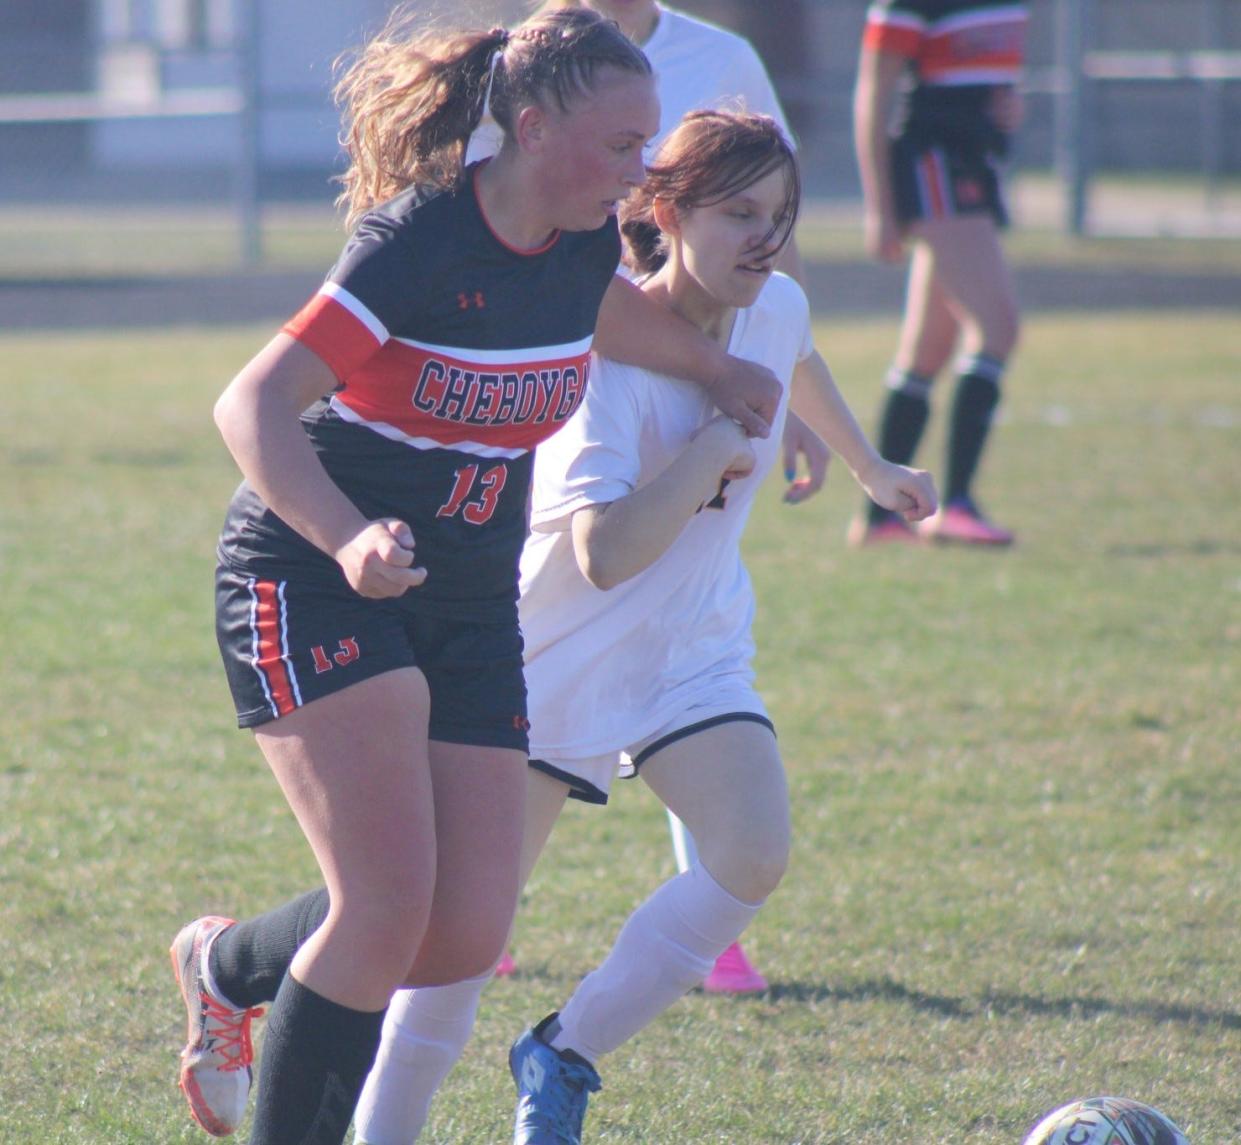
[868,368,932,523]
[945,353,1004,504]
[208,887,330,1009]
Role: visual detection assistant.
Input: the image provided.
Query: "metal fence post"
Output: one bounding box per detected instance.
[1202,0,1225,210]
[1054,0,1090,235]
[235,0,262,266]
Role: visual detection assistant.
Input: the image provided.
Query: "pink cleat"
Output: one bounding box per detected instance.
[918,499,1015,547]
[495,949,517,977]
[846,513,921,549]
[703,941,768,995]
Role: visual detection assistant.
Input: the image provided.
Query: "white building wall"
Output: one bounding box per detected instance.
[92,0,515,171]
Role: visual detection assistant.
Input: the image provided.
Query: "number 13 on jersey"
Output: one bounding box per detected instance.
[437,462,509,525]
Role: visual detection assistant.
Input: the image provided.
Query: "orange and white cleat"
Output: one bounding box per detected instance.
[918,498,1015,547]
[703,941,768,995]
[170,916,264,1137]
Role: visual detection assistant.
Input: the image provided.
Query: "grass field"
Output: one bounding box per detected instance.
[1,281,1238,1139]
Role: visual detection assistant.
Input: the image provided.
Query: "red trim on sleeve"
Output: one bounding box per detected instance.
[282,292,384,381]
[863,20,923,58]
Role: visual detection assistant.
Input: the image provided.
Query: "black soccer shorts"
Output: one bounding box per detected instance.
[215,563,529,751]
[891,138,1009,228]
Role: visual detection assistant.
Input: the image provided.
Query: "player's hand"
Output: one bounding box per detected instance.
[858,460,937,522]
[697,415,757,481]
[705,356,780,438]
[780,413,831,505]
[335,518,428,598]
[988,85,1025,135]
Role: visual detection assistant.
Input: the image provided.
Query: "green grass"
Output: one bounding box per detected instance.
[1,304,1238,1142]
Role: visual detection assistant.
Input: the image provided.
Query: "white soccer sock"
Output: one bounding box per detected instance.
[353,971,490,1145]
[667,808,699,873]
[549,862,762,1065]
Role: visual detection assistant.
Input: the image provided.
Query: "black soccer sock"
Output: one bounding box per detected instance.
[209,887,330,1009]
[248,974,386,1145]
[868,368,932,523]
[945,353,1004,505]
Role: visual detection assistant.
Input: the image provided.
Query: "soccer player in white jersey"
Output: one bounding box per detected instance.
[354,109,935,1145]
[475,0,829,995]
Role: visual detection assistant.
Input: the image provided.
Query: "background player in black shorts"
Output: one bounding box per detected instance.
[850,0,1027,547]
[167,9,785,1144]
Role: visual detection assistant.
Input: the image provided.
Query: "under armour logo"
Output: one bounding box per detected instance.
[304,1072,355,1138]
[457,290,486,309]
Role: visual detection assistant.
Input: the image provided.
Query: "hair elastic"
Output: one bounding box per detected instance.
[483,28,509,116]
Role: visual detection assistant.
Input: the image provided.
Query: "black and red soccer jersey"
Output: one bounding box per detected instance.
[218,163,622,617]
[863,0,1028,154]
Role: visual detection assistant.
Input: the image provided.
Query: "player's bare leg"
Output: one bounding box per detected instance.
[511,721,788,1143]
[355,770,568,1143]
[908,215,1020,545]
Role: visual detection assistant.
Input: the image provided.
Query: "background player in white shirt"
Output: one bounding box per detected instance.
[478,0,830,995]
[355,109,935,1145]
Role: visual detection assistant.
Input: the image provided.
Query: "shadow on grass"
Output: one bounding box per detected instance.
[491,968,1241,1031]
[764,977,1241,1030]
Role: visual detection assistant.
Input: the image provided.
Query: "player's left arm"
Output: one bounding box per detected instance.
[988,84,1026,136]
[790,349,937,521]
[775,238,832,504]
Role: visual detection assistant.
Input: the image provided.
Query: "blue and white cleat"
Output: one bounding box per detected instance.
[510,1013,602,1145]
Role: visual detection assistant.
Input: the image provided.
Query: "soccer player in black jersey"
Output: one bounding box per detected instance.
[850,0,1027,547]
[167,9,785,1144]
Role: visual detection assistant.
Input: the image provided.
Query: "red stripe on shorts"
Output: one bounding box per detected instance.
[252,579,298,718]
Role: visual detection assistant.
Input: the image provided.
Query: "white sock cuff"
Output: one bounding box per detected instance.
[551,866,764,1063]
[384,972,490,1040]
[680,861,764,949]
[955,352,1006,383]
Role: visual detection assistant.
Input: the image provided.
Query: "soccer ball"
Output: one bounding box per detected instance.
[1022,1096,1189,1145]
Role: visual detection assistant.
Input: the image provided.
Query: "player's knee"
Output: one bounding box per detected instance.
[324,896,429,992]
[402,914,510,986]
[737,839,790,903]
[450,931,509,982]
[985,300,1021,360]
[705,829,789,903]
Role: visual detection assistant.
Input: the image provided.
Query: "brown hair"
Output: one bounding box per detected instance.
[621,109,801,275]
[333,6,650,227]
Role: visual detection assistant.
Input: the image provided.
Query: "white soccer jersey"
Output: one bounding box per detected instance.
[640,5,793,149]
[468,4,793,162]
[518,273,813,759]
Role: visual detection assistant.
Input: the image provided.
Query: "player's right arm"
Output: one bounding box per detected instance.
[570,415,754,591]
[853,35,908,262]
[214,334,425,598]
[595,275,779,438]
